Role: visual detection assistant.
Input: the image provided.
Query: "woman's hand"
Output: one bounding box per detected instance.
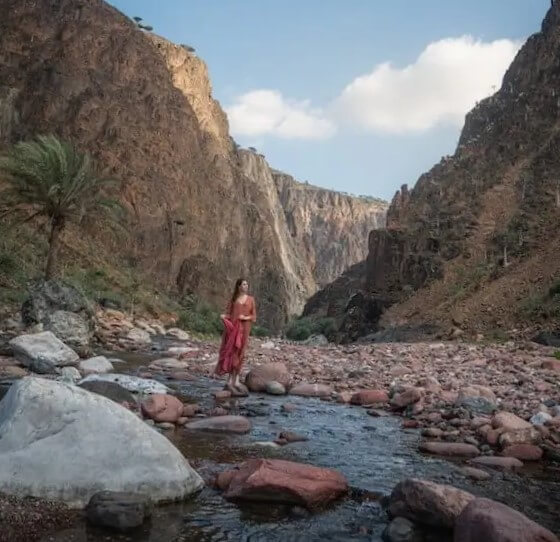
[220,314,227,321]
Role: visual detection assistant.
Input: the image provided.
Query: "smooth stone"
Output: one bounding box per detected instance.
[86,491,152,531]
[79,373,169,395]
[469,456,523,470]
[185,415,251,434]
[266,381,286,395]
[78,356,114,376]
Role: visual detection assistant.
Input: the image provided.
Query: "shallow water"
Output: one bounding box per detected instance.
[46,347,560,541]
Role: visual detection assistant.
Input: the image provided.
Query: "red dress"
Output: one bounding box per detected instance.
[215,295,257,375]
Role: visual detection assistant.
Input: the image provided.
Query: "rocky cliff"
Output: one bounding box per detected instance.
[0,0,386,330]
[305,2,560,341]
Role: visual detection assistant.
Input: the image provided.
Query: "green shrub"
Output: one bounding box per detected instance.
[178,295,222,336]
[286,316,336,341]
[251,325,270,337]
[554,350,560,360]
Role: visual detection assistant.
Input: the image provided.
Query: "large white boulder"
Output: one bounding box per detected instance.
[9,331,79,373]
[0,377,203,507]
[79,373,169,394]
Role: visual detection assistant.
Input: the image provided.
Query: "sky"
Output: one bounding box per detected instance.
[109,0,550,200]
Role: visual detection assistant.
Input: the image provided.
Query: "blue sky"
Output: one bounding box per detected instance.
[109,0,549,200]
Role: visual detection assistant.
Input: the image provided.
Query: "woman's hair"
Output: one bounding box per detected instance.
[229,278,246,309]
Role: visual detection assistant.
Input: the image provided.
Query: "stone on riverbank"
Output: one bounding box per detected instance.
[141,394,184,423]
[382,516,423,542]
[86,491,152,531]
[0,378,203,507]
[245,362,291,392]
[266,381,286,395]
[419,441,479,458]
[469,456,523,470]
[454,498,559,542]
[79,380,136,405]
[350,389,389,405]
[290,382,332,398]
[78,356,114,376]
[9,331,79,373]
[217,459,348,509]
[185,415,251,434]
[388,478,474,529]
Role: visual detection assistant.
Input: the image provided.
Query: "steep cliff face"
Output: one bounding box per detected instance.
[306,2,560,340]
[0,0,386,329]
[273,173,386,288]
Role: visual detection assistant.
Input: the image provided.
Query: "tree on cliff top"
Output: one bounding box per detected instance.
[0,135,122,280]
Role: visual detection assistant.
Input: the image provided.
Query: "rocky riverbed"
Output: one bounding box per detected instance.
[0,308,559,541]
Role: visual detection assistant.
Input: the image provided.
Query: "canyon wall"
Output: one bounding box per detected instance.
[305,2,560,341]
[0,0,386,329]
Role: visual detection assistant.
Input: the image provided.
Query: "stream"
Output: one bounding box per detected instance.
[46,345,560,542]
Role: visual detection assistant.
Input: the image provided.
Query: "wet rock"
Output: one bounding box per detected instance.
[245,362,291,392]
[9,331,79,374]
[350,389,389,405]
[78,356,114,376]
[149,358,188,371]
[0,377,203,506]
[213,390,231,400]
[141,394,184,423]
[86,491,152,531]
[402,420,420,429]
[460,467,491,481]
[391,388,423,409]
[469,456,523,470]
[278,431,308,443]
[79,373,169,395]
[388,478,474,529]
[185,415,251,434]
[290,382,332,398]
[419,441,479,457]
[501,444,543,461]
[218,459,348,509]
[266,381,286,395]
[79,380,136,405]
[209,407,228,416]
[454,498,558,542]
[368,409,390,417]
[382,516,423,542]
[281,403,297,413]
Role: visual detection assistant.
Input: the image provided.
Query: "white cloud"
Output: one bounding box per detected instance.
[225,89,336,140]
[333,36,522,134]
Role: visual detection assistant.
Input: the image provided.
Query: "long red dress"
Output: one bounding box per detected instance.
[215,295,257,375]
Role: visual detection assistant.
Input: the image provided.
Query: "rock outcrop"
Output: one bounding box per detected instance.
[305,2,560,341]
[0,0,386,331]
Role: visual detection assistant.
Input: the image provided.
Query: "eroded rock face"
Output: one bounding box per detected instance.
[0,378,203,507]
[0,1,386,331]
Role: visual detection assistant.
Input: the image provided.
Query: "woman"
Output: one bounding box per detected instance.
[214,278,257,392]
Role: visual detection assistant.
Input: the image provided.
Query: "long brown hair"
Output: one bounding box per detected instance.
[229,278,246,309]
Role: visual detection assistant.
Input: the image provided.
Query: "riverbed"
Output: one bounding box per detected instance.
[46,346,560,541]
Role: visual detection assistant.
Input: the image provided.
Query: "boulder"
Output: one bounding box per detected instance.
[350,389,389,405]
[469,456,523,470]
[124,328,152,347]
[302,334,329,346]
[498,427,541,448]
[456,396,497,415]
[60,366,82,383]
[391,388,423,408]
[9,331,79,373]
[166,328,190,341]
[0,377,203,507]
[217,459,347,509]
[21,280,93,348]
[382,517,423,542]
[278,431,308,443]
[79,380,136,405]
[79,373,169,395]
[388,478,475,529]
[419,442,479,458]
[149,358,188,371]
[79,356,114,376]
[185,415,251,434]
[454,498,558,542]
[290,382,332,398]
[501,444,543,461]
[86,491,152,531]
[141,394,184,423]
[245,362,291,392]
[492,412,531,431]
[266,381,286,395]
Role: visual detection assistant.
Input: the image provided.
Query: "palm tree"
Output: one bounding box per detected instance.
[0,135,122,279]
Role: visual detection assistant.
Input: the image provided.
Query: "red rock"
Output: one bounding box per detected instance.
[439,391,459,404]
[213,390,232,400]
[182,404,200,417]
[209,407,228,416]
[492,412,531,431]
[501,444,543,461]
[336,391,353,403]
[461,467,491,481]
[278,431,308,443]
[281,403,297,413]
[391,388,423,408]
[457,386,496,402]
[140,394,184,423]
[290,382,332,398]
[389,478,474,529]
[176,417,188,426]
[498,427,541,447]
[420,441,479,457]
[185,415,251,434]
[219,459,348,509]
[422,428,444,438]
[350,389,389,405]
[485,429,503,446]
[402,420,420,428]
[454,498,558,542]
[245,363,291,392]
[469,456,523,470]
